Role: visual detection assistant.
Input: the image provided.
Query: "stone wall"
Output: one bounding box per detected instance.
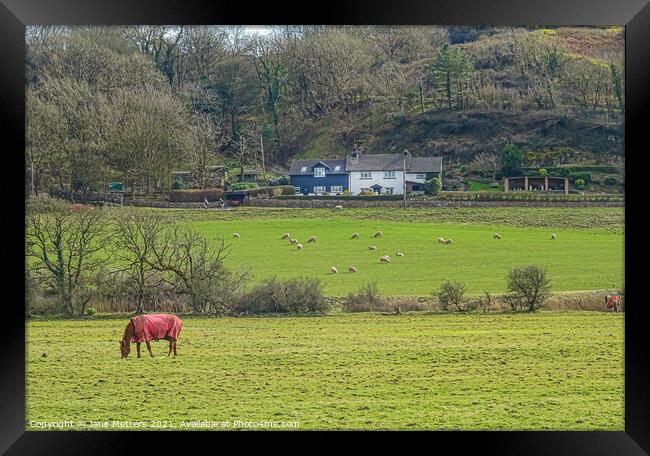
[246,198,624,209]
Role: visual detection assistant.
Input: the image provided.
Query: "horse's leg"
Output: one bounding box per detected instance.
[137,342,141,358]
[145,340,154,357]
[173,339,177,357]
[168,339,172,357]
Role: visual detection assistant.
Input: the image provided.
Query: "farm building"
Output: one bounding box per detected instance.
[240,169,264,182]
[289,150,442,196]
[504,176,569,194]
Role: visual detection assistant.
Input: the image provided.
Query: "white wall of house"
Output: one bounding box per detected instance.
[349,171,405,195]
[405,172,428,183]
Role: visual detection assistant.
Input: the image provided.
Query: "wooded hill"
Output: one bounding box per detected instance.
[25,25,624,194]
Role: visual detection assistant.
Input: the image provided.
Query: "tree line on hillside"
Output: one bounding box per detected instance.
[26,26,624,196]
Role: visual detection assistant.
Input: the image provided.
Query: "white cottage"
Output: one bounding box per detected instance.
[345,150,442,195]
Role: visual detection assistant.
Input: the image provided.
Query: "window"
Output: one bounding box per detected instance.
[360,172,372,179]
[415,173,426,179]
[384,171,396,179]
[330,186,343,193]
[360,188,371,193]
[314,186,326,193]
[384,187,394,195]
[334,165,341,171]
[300,166,307,172]
[314,167,325,178]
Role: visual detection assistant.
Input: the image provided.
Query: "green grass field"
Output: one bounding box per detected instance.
[26,312,624,430]
[170,207,624,296]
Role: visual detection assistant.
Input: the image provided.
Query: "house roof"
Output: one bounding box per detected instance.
[289,159,347,175]
[346,153,442,173]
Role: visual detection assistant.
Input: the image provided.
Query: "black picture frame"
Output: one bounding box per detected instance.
[1,0,647,453]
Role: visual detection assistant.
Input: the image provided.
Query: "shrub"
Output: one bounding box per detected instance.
[425,177,442,196]
[506,265,552,311]
[603,175,621,186]
[344,282,384,312]
[568,171,592,183]
[234,277,328,314]
[575,178,586,190]
[243,185,295,198]
[476,291,492,313]
[434,280,467,311]
[538,168,548,177]
[230,182,258,191]
[168,188,224,203]
[500,143,523,176]
[86,307,97,316]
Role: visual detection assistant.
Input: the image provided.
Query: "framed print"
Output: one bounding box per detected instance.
[1,0,648,453]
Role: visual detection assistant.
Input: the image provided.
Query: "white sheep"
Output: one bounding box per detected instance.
[296,244,303,250]
[368,245,377,250]
[331,266,338,274]
[437,237,445,244]
[290,238,298,245]
[334,205,343,210]
[396,252,404,256]
[494,233,501,240]
[551,233,557,240]
[351,233,359,239]
[281,233,290,240]
[307,236,317,243]
[233,233,240,239]
[374,230,383,238]
[380,255,390,263]
[348,266,357,273]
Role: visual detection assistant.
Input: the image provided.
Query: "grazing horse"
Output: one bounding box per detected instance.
[605,295,621,312]
[120,313,182,359]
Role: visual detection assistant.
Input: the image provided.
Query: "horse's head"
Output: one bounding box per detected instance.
[120,338,130,358]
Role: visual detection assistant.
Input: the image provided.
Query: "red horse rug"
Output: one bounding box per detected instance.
[130,314,183,343]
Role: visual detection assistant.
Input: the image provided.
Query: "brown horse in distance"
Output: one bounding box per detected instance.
[120,314,182,359]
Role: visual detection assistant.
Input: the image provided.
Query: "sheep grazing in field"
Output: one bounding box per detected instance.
[296,244,303,250]
[437,237,445,244]
[374,231,383,238]
[289,238,298,245]
[281,233,290,240]
[351,232,359,239]
[444,239,453,245]
[334,205,343,210]
[396,252,404,257]
[307,236,317,243]
[380,255,390,263]
[493,233,501,240]
[348,266,357,273]
[368,245,377,251]
[551,233,557,240]
[233,233,240,239]
[331,266,338,274]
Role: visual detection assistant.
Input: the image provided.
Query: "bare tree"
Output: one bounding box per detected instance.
[473,152,501,181]
[148,225,248,314]
[109,208,165,314]
[26,201,107,315]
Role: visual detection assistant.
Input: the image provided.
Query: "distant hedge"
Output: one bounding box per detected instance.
[241,186,296,198]
[168,188,224,202]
